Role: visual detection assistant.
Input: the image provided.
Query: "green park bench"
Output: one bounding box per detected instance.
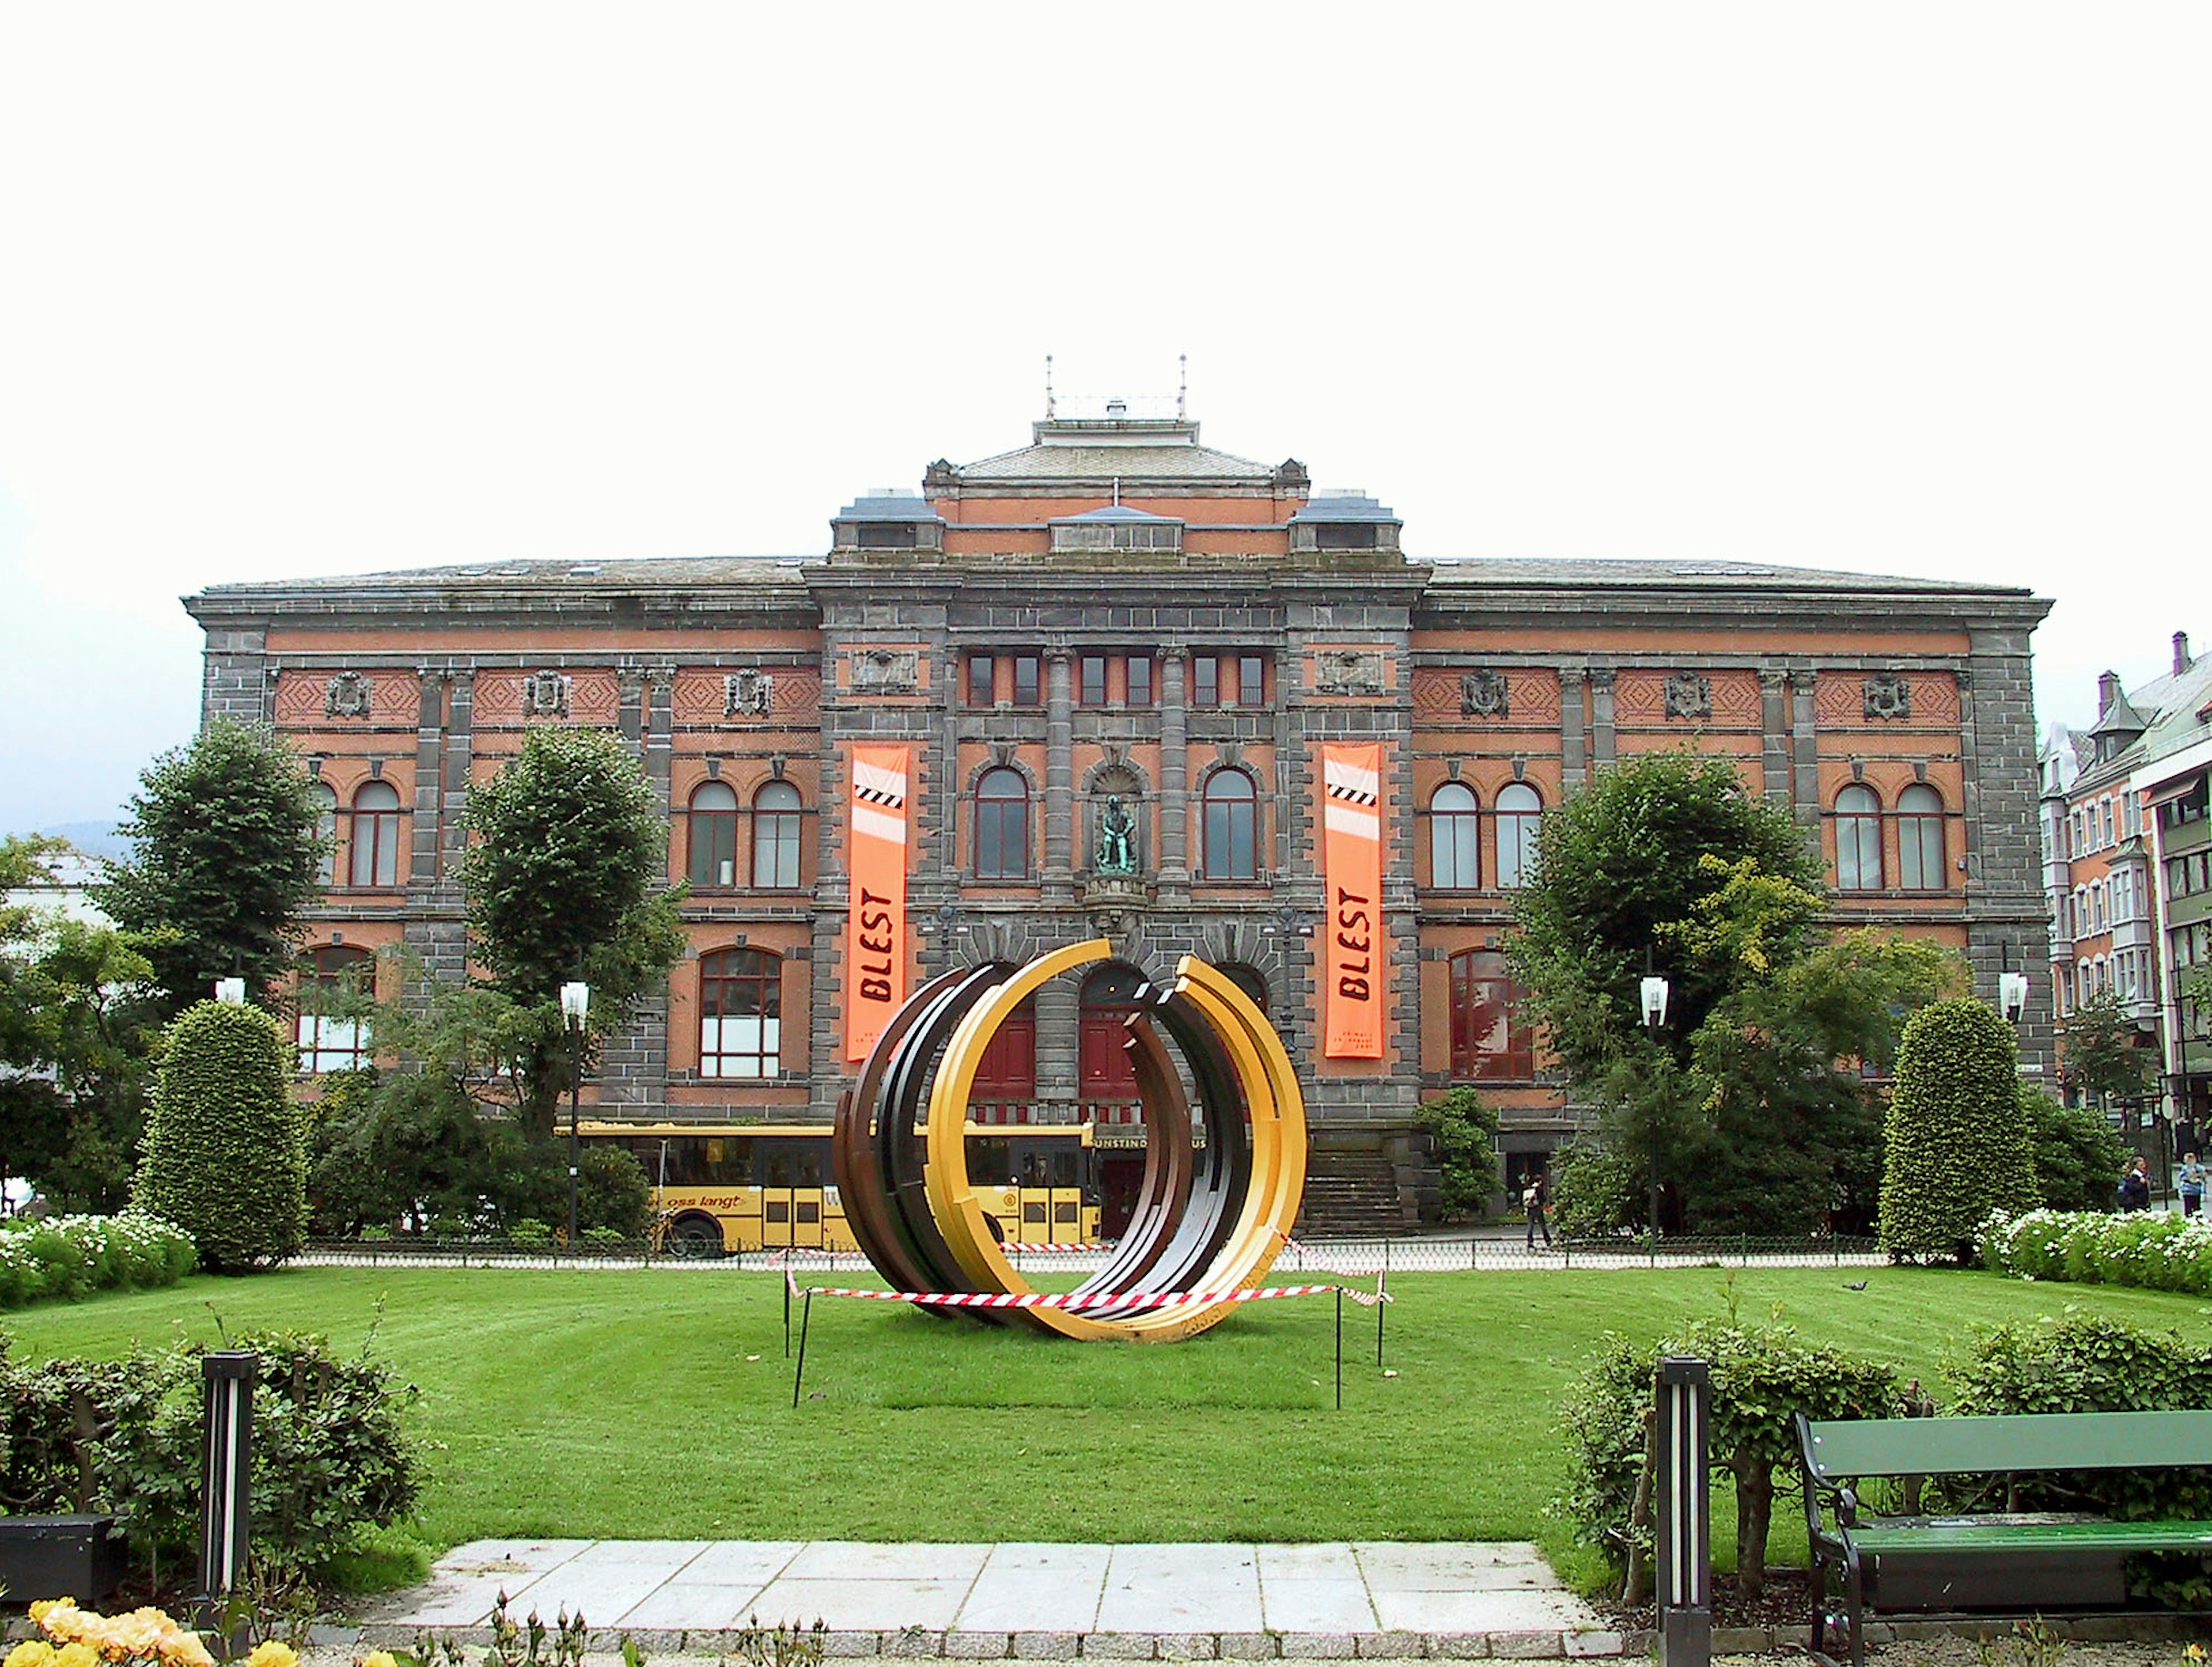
[1796,1408,2212,1666]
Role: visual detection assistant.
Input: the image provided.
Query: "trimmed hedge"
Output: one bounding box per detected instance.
[0,1326,423,1581]
[1982,1207,2212,1294]
[0,1213,196,1308]
[1878,998,2036,1263]
[135,999,307,1271]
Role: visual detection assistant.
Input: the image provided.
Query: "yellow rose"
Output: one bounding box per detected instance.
[6,1641,59,1667]
[160,1636,214,1667]
[242,1643,298,1667]
[55,1645,99,1667]
[360,1651,400,1667]
[28,1601,72,1627]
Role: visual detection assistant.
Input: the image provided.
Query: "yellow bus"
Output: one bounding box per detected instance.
[577,1120,1101,1257]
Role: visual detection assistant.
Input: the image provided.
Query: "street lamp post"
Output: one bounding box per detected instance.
[1642,971,1671,1242]
[560,980,590,1251]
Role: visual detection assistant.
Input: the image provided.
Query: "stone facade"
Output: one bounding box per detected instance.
[186,410,2055,1221]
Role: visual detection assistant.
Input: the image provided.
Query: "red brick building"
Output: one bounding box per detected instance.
[187,406,2053,1225]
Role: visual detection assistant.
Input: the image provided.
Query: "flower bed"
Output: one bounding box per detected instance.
[0,1212,197,1308]
[1980,1207,2212,1294]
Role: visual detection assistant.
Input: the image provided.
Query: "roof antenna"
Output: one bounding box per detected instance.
[1177,354,1187,420]
[1044,354,1055,418]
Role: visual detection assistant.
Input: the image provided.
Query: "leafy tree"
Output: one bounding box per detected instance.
[433,727,685,1140]
[1418,1087,1501,1218]
[1512,753,1959,1235]
[134,999,307,1271]
[2022,1084,2131,1211]
[102,720,327,1017]
[1,836,166,1209]
[1878,997,2038,1263]
[2062,988,2157,1106]
[1512,751,1826,1083]
[1548,1138,1643,1237]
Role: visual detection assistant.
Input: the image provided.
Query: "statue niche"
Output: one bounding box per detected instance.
[1084,770,1149,912]
[1095,795,1138,875]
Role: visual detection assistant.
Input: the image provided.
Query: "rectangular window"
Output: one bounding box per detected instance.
[968,653,995,704]
[1126,654,1153,707]
[1449,950,1533,1081]
[1081,655,1108,706]
[1237,654,1266,708]
[1013,654,1041,707]
[1192,654,1219,707]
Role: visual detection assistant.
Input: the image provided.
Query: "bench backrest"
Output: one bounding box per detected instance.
[1800,1409,2212,1481]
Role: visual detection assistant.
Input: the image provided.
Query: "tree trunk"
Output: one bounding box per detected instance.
[1623,1407,1657,1606]
[1733,1456,1774,1598]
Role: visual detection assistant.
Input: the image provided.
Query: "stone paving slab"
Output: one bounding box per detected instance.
[362,1540,1611,1657]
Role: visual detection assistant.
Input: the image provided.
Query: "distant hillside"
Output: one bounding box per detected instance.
[38,820,131,862]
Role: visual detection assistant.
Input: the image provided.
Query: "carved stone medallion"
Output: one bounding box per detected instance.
[1461,669,1509,718]
[523,670,571,717]
[1863,673,1912,721]
[1664,672,1712,720]
[1315,649,1384,698]
[324,670,373,719]
[853,648,919,695]
[724,669,774,718]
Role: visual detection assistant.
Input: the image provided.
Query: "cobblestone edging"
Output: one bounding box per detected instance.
[351,1627,1636,1660]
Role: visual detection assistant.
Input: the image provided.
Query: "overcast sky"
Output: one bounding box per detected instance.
[2,3,2207,836]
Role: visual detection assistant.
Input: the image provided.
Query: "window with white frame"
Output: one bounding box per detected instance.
[1835,785,1883,891]
[296,945,373,1073]
[1896,784,1946,891]
[1495,783,1543,889]
[1427,781,1480,888]
[699,948,781,1078]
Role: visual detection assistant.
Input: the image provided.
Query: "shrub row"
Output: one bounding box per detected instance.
[0,1212,198,1308]
[0,1325,423,1581]
[1981,1207,2212,1295]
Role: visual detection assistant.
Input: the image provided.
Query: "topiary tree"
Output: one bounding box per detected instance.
[134,999,306,1271]
[1878,997,2037,1263]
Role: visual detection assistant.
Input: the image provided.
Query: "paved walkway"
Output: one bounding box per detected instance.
[361,1539,1622,1660]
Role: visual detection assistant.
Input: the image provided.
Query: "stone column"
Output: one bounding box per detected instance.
[1044,648,1074,899]
[441,668,476,873]
[1790,670,1821,828]
[618,664,646,759]
[1590,668,1617,768]
[198,625,270,725]
[1159,647,1190,898]
[644,666,675,813]
[1559,666,1589,790]
[1759,667,1791,806]
[1035,975,1080,1113]
[408,669,447,886]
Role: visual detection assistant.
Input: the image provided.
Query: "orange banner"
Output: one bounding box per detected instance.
[1321,742,1385,1059]
[844,744,911,1061]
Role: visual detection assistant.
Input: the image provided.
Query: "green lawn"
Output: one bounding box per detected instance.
[7,1264,2209,1592]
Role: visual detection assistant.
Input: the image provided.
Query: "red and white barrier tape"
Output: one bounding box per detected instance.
[806,1282,1344,1312]
[1275,1231,1394,1303]
[997,1241,1107,1253]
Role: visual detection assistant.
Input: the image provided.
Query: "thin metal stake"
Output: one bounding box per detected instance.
[1376,1285,1386,1369]
[783,1258,793,1357]
[791,1289,816,1410]
[1334,1285,1344,1410]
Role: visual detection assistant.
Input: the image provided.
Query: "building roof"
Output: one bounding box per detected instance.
[1421,556,2035,597]
[952,416,1278,484]
[1291,491,1399,524]
[835,492,941,522]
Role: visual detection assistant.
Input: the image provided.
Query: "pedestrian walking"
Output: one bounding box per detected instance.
[1523,1173,1552,1249]
[2180,1152,2204,1217]
[2119,1155,2153,1212]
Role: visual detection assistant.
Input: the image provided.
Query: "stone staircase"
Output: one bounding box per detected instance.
[1294,1151,1404,1238]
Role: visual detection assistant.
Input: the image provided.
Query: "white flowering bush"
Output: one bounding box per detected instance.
[1980,1207,2212,1295]
[0,1211,197,1308]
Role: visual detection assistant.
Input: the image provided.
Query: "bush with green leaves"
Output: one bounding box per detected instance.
[1418,1087,1501,1218]
[1559,1312,1900,1596]
[1877,997,2036,1263]
[1548,1139,1643,1237]
[1981,1207,2212,1294]
[2022,1086,2131,1213]
[1945,1312,2212,1604]
[0,1212,196,1308]
[0,1325,423,1583]
[134,999,307,1271]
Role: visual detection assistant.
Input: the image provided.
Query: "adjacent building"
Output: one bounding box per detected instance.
[186,404,2055,1227]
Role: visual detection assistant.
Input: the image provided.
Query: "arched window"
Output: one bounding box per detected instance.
[1448,949,1532,1081]
[699,948,781,1078]
[1428,782,1480,889]
[1202,768,1258,880]
[1495,783,1543,889]
[1835,785,1882,891]
[349,781,403,888]
[1220,963,1269,1018]
[1896,784,1945,891]
[297,945,372,1073]
[752,780,802,889]
[975,767,1029,880]
[311,781,338,886]
[688,781,740,888]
